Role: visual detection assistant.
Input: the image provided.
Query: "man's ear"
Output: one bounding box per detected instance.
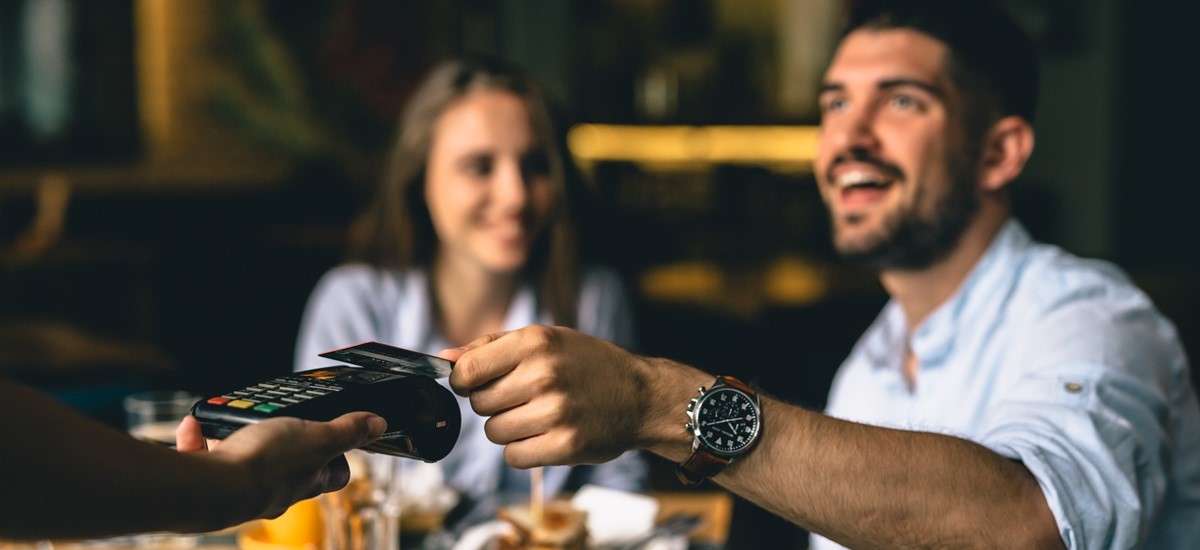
[979,116,1035,192]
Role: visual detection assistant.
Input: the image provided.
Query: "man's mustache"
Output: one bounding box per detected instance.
[825,149,906,184]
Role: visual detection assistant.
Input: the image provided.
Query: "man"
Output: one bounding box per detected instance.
[0,377,386,540]
[442,2,1200,548]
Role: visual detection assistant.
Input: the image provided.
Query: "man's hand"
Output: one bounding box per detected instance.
[176,412,386,521]
[443,325,659,468]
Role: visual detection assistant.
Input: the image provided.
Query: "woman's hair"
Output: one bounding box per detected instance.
[349,56,586,327]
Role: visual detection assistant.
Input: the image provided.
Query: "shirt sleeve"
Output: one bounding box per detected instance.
[576,267,637,351]
[575,451,650,493]
[294,265,391,372]
[976,288,1189,549]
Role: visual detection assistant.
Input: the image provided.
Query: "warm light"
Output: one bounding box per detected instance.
[568,124,819,169]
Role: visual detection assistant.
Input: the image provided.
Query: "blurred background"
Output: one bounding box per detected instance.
[0,0,1195,546]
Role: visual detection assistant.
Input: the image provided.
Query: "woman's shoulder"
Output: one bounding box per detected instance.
[574,265,636,346]
[313,264,427,303]
[578,265,628,297]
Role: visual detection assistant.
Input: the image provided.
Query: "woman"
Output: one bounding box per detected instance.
[294,57,646,517]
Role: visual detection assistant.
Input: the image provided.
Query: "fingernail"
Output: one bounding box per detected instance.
[366,416,387,438]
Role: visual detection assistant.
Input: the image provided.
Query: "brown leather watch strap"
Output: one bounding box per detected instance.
[676,448,730,486]
[718,375,755,395]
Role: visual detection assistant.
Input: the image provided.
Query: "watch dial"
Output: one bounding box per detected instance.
[696,387,759,454]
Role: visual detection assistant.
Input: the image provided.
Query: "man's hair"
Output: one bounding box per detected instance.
[845,0,1039,130]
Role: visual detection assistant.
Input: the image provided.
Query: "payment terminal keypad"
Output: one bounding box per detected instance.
[205,375,346,416]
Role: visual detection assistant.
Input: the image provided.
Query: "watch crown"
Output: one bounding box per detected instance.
[686,402,694,412]
[698,386,707,395]
[684,422,693,431]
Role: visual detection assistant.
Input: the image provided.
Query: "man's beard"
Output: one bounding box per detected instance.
[833,159,980,272]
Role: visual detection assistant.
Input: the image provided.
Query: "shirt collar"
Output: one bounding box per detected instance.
[867,218,1030,370]
[911,218,1029,367]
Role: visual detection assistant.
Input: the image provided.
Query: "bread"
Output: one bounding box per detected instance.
[497,500,588,550]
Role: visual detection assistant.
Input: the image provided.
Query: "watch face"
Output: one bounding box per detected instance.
[695,387,760,455]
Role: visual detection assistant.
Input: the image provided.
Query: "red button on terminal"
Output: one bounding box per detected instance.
[207,397,231,405]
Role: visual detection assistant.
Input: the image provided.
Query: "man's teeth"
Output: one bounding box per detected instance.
[835,171,890,189]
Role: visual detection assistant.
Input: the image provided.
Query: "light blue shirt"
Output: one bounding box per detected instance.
[294,265,647,515]
[814,220,1200,549]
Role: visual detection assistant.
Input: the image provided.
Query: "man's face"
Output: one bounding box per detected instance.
[815,29,980,271]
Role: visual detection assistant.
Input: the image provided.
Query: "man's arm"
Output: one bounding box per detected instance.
[445,326,1062,549]
[0,377,386,540]
[652,362,1061,548]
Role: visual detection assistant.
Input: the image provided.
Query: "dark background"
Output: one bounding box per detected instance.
[0,1,1196,547]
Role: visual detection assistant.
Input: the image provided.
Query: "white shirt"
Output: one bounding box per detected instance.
[813,220,1200,549]
[294,265,647,513]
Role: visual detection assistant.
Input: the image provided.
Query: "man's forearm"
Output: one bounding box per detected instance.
[637,360,1062,548]
[0,379,250,539]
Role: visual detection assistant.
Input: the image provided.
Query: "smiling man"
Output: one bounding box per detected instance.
[442,2,1200,548]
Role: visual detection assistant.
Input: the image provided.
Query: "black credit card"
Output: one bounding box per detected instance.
[319,341,454,378]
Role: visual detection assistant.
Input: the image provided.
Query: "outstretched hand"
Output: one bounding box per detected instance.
[443,325,660,468]
[176,412,386,520]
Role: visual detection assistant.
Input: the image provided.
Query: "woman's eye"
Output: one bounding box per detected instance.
[463,157,493,177]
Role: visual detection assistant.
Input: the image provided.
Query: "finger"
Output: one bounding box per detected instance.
[448,331,529,396]
[463,331,511,351]
[312,454,351,495]
[502,433,567,470]
[320,412,388,453]
[438,331,509,361]
[468,363,552,416]
[483,402,554,445]
[175,415,206,452]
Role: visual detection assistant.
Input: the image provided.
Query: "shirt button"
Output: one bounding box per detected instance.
[1064,381,1084,393]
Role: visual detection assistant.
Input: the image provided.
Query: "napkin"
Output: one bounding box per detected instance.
[399,461,459,514]
[569,484,659,546]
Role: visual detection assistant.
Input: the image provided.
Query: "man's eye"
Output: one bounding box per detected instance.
[890,94,921,110]
[821,97,848,114]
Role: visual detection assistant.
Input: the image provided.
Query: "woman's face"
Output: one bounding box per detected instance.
[424,89,555,277]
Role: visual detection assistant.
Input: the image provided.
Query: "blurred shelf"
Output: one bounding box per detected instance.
[638,255,881,319]
[568,124,818,173]
[0,155,292,197]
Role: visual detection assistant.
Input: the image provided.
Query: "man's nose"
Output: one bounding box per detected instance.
[824,105,880,156]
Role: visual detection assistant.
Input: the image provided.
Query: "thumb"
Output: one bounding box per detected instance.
[175,415,207,452]
[322,412,388,452]
[438,331,509,362]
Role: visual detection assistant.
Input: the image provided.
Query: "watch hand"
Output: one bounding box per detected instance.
[703,418,741,427]
[713,427,737,438]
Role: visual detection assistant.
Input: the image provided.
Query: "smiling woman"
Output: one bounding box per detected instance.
[291,56,648,532]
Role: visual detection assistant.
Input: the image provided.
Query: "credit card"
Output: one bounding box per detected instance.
[319,341,454,378]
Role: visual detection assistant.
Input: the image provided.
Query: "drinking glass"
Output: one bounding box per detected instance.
[320,450,402,550]
[123,390,200,447]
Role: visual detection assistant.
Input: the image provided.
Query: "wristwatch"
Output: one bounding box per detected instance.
[677,375,762,486]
